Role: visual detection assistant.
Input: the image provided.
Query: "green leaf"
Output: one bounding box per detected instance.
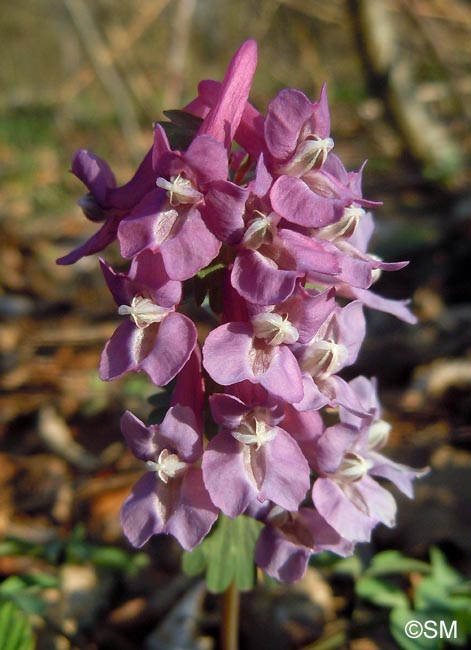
[356,577,410,609]
[20,574,59,590]
[0,541,26,557]
[332,553,363,578]
[390,609,442,650]
[414,550,471,616]
[0,578,30,595]
[162,110,203,131]
[0,601,35,650]
[6,593,45,617]
[182,544,207,577]
[451,582,471,598]
[156,111,203,151]
[365,551,431,577]
[429,547,462,588]
[182,515,263,593]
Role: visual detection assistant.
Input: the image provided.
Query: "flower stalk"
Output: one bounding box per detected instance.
[221,582,240,650]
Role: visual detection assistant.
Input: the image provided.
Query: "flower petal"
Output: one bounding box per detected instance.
[271,175,345,227]
[259,345,304,403]
[160,209,221,280]
[99,320,142,381]
[166,467,218,550]
[57,218,119,265]
[159,405,202,463]
[312,477,375,542]
[202,180,248,243]
[120,410,159,461]
[259,428,309,510]
[265,89,314,162]
[71,149,116,203]
[202,432,257,517]
[121,473,163,548]
[203,323,254,385]
[140,312,197,386]
[232,250,299,305]
[198,39,258,150]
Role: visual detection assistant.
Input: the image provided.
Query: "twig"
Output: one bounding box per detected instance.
[62,0,142,160]
[355,0,463,179]
[398,0,471,121]
[60,0,171,105]
[277,0,344,24]
[162,0,197,109]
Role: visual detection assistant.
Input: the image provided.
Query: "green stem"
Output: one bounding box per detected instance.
[221,581,240,650]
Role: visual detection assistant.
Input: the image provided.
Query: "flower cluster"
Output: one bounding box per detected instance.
[59,41,426,582]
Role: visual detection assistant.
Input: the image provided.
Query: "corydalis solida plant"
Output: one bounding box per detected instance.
[59,40,426,584]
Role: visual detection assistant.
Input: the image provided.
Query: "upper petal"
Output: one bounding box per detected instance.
[232,250,299,305]
[197,39,258,151]
[271,175,345,228]
[120,410,159,461]
[71,149,116,204]
[265,89,314,162]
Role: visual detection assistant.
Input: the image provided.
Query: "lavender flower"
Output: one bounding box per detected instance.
[58,39,426,583]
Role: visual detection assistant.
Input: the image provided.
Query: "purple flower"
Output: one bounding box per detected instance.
[255,506,354,582]
[202,388,310,517]
[311,404,427,542]
[58,38,424,581]
[203,285,335,402]
[294,301,368,415]
[118,127,224,280]
[264,86,332,176]
[197,39,258,151]
[99,253,197,386]
[120,407,217,550]
[328,212,417,323]
[203,288,333,402]
[312,423,397,542]
[57,148,155,265]
[339,376,429,497]
[229,157,345,305]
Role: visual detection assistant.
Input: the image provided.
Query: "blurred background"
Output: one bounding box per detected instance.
[0,1,470,649]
